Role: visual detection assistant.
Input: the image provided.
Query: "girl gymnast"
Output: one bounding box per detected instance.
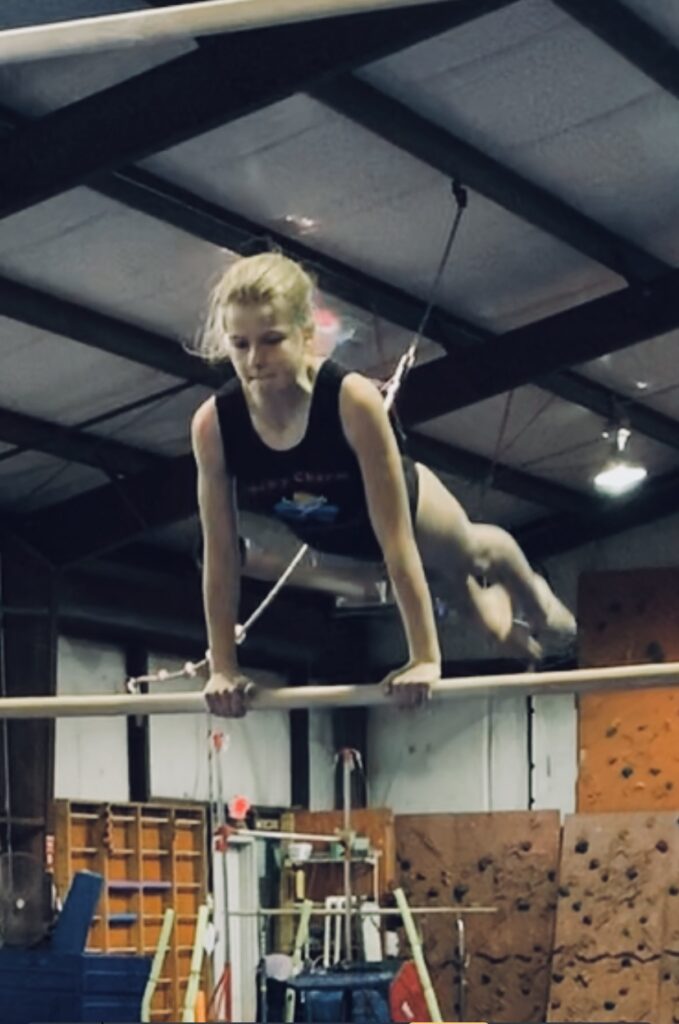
[191,253,575,717]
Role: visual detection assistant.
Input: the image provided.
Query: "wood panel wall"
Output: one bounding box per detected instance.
[578,569,679,813]
[396,811,561,1022]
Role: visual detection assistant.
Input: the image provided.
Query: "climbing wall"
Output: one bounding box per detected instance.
[396,811,560,1022]
[578,569,679,812]
[548,811,679,1023]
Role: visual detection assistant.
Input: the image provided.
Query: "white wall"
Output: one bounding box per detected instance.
[147,654,291,807]
[54,635,129,801]
[531,694,577,814]
[367,695,529,813]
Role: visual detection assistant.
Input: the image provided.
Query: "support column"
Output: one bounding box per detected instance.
[126,642,150,803]
[0,541,58,861]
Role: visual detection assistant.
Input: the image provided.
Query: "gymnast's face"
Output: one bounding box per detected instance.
[224,300,312,394]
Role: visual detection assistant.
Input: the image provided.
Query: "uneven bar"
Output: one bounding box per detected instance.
[0,0,452,65]
[2,661,679,718]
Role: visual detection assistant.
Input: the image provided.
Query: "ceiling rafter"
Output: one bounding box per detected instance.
[97,172,679,453]
[0,405,159,476]
[0,255,585,527]
[20,162,679,453]
[3,73,678,452]
[0,2,675,561]
[406,432,595,515]
[0,275,222,387]
[18,454,196,565]
[399,267,679,425]
[2,171,678,529]
[540,371,679,452]
[0,1,514,221]
[16,434,593,567]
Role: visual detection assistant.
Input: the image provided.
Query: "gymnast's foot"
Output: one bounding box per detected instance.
[507,620,544,663]
[532,576,577,645]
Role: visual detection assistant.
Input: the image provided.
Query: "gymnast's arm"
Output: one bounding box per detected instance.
[191,398,253,717]
[340,373,441,699]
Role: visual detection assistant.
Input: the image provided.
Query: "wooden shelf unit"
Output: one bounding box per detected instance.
[276,808,396,953]
[52,799,209,1022]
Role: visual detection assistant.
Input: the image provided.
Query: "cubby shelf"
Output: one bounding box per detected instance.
[52,798,209,1022]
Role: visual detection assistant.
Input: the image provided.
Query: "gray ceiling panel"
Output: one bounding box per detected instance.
[0,317,181,426]
[0,188,224,340]
[361,0,654,149]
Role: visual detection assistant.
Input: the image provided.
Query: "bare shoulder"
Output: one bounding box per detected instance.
[339,371,385,423]
[191,397,224,471]
[339,371,395,457]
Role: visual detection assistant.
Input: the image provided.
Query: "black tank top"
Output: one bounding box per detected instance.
[215,359,385,559]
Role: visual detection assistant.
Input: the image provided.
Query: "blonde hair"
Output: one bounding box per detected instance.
[198,252,316,364]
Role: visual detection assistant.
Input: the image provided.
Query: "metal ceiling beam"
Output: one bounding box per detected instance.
[90,168,679,454]
[19,454,197,565]
[519,466,679,562]
[2,165,677,524]
[399,267,679,425]
[16,431,591,565]
[540,370,679,452]
[0,405,159,476]
[554,0,679,100]
[0,2,675,561]
[312,75,667,283]
[406,432,594,515]
[0,1,515,221]
[4,95,678,454]
[0,275,223,387]
[98,171,679,453]
[0,212,598,519]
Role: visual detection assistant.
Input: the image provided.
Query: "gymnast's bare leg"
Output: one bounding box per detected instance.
[413,463,576,659]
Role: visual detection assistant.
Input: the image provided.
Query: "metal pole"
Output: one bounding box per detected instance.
[456,913,468,1021]
[224,905,497,916]
[342,749,354,962]
[235,827,342,844]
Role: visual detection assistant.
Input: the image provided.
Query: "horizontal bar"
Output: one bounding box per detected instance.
[2,661,679,717]
[236,827,342,843]
[227,905,497,916]
[0,0,452,65]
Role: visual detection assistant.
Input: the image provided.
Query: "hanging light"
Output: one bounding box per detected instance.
[594,425,647,497]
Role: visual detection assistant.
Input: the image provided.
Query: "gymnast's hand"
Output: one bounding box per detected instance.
[382,661,440,709]
[204,671,256,718]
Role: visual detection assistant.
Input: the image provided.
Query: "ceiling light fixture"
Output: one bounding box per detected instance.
[594,425,647,497]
